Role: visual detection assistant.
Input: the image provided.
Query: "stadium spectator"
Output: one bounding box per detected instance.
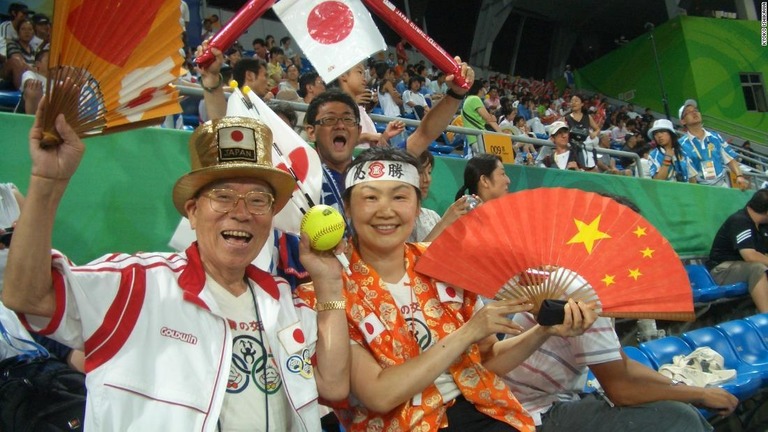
[428,71,447,102]
[455,153,511,203]
[251,37,267,61]
[224,46,241,69]
[264,34,275,50]
[373,62,402,118]
[303,58,474,215]
[280,36,300,66]
[537,121,588,171]
[395,38,408,63]
[278,63,300,93]
[611,114,630,145]
[565,94,600,142]
[462,80,502,156]
[402,76,429,118]
[298,71,325,105]
[484,85,501,113]
[564,64,574,88]
[3,108,352,430]
[707,189,768,312]
[335,62,393,147]
[201,18,214,42]
[679,99,748,190]
[28,13,50,52]
[0,2,28,58]
[504,265,737,431]
[266,47,285,90]
[596,131,620,174]
[647,119,697,183]
[3,18,34,89]
[296,146,595,432]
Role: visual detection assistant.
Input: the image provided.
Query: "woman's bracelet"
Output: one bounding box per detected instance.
[201,73,224,93]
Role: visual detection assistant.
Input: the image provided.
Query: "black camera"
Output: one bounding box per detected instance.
[568,125,589,146]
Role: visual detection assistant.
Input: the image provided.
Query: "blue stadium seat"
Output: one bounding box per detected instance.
[745,314,768,347]
[639,336,693,369]
[681,327,763,400]
[717,320,768,367]
[428,142,454,155]
[623,346,655,369]
[0,90,20,111]
[684,264,725,302]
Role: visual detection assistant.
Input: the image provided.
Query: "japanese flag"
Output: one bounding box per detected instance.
[359,313,386,344]
[227,89,322,235]
[278,321,307,354]
[273,0,386,83]
[436,282,463,304]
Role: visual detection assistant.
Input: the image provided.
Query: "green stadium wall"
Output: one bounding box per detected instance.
[2,113,750,264]
[575,16,768,142]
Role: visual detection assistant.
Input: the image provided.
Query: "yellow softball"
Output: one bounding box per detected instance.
[301,205,346,251]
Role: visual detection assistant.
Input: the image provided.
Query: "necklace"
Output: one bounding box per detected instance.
[246,279,270,432]
[218,279,269,432]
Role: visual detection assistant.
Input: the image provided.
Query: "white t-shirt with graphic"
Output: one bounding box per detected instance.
[386,274,462,403]
[208,276,293,432]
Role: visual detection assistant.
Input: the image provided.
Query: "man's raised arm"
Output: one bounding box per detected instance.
[406,58,474,158]
[3,99,85,317]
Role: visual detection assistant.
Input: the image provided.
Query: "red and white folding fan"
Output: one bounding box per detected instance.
[40,0,184,146]
[414,187,694,321]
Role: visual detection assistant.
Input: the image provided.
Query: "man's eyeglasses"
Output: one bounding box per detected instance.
[314,116,358,127]
[204,189,274,215]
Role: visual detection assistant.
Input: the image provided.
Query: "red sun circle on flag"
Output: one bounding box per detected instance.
[365,322,374,334]
[231,130,244,142]
[293,328,305,344]
[446,287,456,298]
[307,1,355,45]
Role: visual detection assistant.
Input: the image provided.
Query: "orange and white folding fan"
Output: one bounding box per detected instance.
[414,187,694,321]
[41,0,184,146]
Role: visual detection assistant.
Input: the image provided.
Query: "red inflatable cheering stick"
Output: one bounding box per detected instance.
[195,0,275,68]
[362,0,468,89]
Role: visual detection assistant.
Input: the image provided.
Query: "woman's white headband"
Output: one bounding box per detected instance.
[344,160,420,190]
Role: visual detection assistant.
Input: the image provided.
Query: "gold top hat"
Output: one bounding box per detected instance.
[172,117,296,216]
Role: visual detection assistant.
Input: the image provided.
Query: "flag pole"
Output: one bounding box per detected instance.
[195,0,275,68]
[362,0,469,89]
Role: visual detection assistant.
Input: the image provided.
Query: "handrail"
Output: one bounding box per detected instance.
[177,83,646,176]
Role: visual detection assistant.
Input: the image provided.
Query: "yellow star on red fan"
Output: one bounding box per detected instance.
[602,274,616,286]
[641,247,655,258]
[567,215,611,254]
[628,268,643,280]
[633,226,647,237]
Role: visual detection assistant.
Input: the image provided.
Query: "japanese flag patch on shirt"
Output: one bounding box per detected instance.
[359,313,386,344]
[436,282,463,304]
[278,321,307,354]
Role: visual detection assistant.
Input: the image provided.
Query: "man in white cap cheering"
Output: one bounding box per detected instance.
[678,99,748,189]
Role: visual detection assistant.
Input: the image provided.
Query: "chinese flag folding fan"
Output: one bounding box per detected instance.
[413,188,694,321]
[40,0,184,146]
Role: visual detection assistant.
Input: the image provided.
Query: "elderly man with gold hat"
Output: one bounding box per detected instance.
[3,105,350,431]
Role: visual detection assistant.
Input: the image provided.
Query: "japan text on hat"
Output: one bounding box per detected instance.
[548,121,569,136]
[678,99,697,119]
[172,117,296,216]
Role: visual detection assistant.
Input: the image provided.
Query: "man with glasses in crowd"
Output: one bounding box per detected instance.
[3,109,351,430]
[304,59,474,214]
[678,99,749,190]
